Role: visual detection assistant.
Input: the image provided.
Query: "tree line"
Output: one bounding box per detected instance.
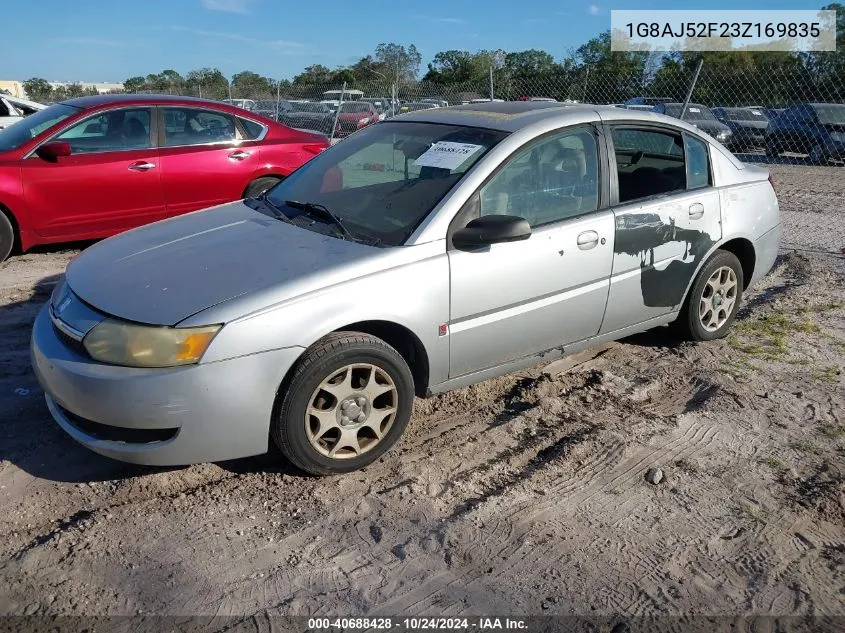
[22,3,844,107]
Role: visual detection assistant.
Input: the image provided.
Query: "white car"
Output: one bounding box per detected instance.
[0,95,46,129]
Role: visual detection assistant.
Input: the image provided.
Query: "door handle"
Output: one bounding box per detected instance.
[577,230,600,250]
[229,150,252,160]
[128,161,155,171]
[689,202,705,220]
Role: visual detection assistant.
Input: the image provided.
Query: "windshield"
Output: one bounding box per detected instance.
[292,102,325,113]
[814,104,845,125]
[664,105,716,121]
[264,121,508,246]
[723,108,768,122]
[0,103,79,151]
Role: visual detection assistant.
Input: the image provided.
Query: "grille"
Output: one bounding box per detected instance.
[52,323,88,357]
[58,405,179,444]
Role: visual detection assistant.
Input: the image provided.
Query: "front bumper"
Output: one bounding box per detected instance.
[31,305,304,466]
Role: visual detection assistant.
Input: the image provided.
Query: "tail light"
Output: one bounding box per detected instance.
[302,143,327,155]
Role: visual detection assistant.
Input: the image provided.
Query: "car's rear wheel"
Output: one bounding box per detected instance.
[244,176,282,198]
[0,212,14,263]
[674,250,744,341]
[271,332,415,475]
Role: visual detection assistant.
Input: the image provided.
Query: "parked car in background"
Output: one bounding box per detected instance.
[652,103,733,146]
[420,98,450,108]
[0,94,328,262]
[334,101,380,137]
[223,98,256,111]
[0,95,47,129]
[764,103,845,164]
[621,104,654,111]
[712,107,769,152]
[253,99,294,121]
[281,101,336,135]
[31,102,780,475]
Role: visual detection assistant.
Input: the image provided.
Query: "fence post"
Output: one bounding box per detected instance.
[330,82,347,143]
[680,59,704,121]
[227,80,233,102]
[276,79,282,120]
[489,65,494,101]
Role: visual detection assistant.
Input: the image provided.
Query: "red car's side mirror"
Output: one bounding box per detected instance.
[36,141,72,161]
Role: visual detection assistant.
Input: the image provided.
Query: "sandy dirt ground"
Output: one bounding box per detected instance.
[0,164,843,622]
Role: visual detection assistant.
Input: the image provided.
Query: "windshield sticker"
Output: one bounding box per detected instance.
[414,142,483,170]
[688,107,701,113]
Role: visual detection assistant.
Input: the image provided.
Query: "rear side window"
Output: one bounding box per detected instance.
[611,127,686,203]
[162,107,237,147]
[239,118,265,140]
[684,135,710,189]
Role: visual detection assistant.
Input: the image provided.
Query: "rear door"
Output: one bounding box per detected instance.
[600,125,722,334]
[157,106,265,216]
[21,106,164,240]
[448,125,614,377]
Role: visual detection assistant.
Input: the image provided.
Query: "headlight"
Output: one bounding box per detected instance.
[83,319,221,368]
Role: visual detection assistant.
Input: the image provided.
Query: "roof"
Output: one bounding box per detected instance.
[396,101,604,132]
[59,94,226,108]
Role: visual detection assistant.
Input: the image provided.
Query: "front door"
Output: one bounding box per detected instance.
[448,125,614,378]
[22,106,163,240]
[601,126,722,333]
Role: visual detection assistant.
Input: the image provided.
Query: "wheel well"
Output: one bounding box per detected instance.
[0,203,21,252]
[241,174,285,198]
[337,321,430,397]
[719,238,756,289]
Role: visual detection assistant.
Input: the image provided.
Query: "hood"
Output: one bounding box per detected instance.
[65,202,376,326]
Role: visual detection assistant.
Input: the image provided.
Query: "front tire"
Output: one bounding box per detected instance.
[674,250,744,341]
[0,212,14,263]
[271,332,415,475]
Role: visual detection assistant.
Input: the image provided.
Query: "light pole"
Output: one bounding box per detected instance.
[368,68,397,115]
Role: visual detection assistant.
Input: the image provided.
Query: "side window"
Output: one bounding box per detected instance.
[684,135,710,189]
[55,108,151,154]
[612,127,686,203]
[477,128,600,227]
[162,107,237,147]
[239,117,265,140]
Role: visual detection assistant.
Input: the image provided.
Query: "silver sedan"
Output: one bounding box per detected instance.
[31,102,781,475]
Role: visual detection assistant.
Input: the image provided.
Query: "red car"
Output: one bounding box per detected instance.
[333,101,380,137]
[0,94,328,262]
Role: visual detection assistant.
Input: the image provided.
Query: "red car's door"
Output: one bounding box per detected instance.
[157,106,262,217]
[21,106,164,241]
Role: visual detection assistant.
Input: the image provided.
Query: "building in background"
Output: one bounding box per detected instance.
[48,81,123,94]
[0,81,25,97]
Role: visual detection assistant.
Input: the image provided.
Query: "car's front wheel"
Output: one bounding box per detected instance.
[272,332,415,475]
[674,250,744,341]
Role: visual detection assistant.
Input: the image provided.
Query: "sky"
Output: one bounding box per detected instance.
[0,0,829,83]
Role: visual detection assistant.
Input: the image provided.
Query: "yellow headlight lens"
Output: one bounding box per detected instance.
[83,319,221,368]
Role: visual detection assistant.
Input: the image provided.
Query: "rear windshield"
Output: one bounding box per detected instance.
[723,108,768,121]
[0,103,79,151]
[814,104,845,125]
[664,105,716,120]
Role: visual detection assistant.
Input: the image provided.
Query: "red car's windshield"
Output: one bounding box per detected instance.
[0,103,80,151]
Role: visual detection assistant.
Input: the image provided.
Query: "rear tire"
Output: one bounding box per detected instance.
[0,212,14,264]
[673,250,744,342]
[271,332,415,475]
[244,176,281,198]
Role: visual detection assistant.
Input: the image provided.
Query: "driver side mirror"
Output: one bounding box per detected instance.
[36,141,72,161]
[452,215,531,250]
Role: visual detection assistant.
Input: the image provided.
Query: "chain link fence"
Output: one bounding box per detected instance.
[131,64,845,166]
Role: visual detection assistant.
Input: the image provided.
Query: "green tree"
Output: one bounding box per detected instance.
[185,67,229,99]
[123,76,147,93]
[63,83,86,98]
[293,64,335,85]
[22,78,53,102]
[569,30,649,103]
[374,42,422,83]
[231,70,275,97]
